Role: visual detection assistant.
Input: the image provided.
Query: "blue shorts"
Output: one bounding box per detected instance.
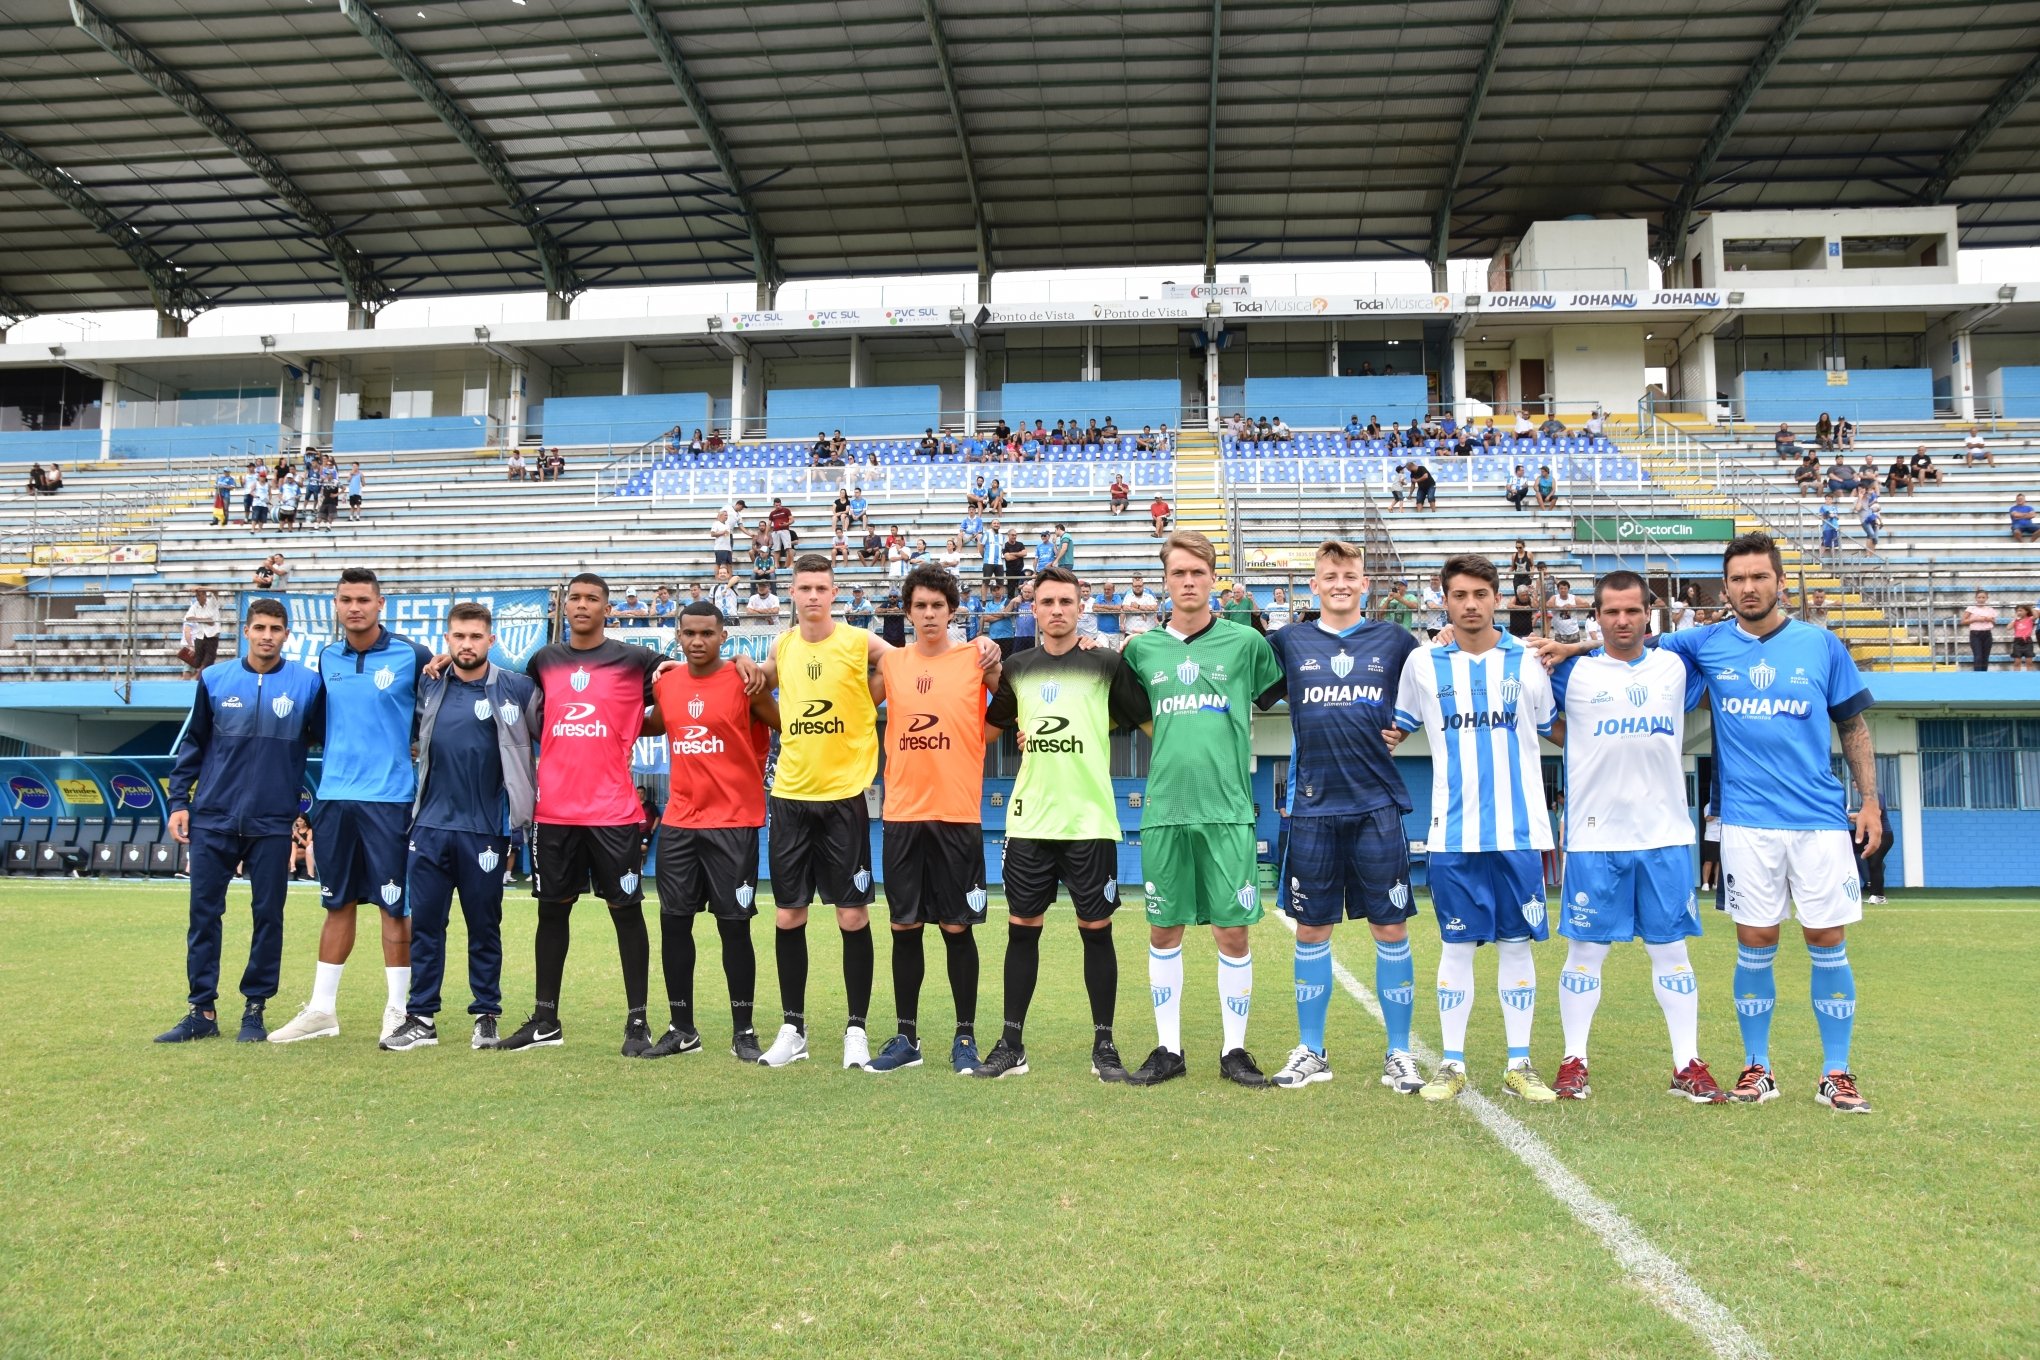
[1560,847,1701,943]
[1279,807,1416,928]
[1428,850,1548,943]
[312,799,412,916]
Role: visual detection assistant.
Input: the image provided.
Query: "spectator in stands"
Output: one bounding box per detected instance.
[651,586,677,624]
[278,473,303,530]
[845,587,874,628]
[1001,528,1027,586]
[1034,531,1056,573]
[887,535,911,580]
[708,508,736,568]
[1964,427,1996,467]
[1884,453,1914,495]
[1859,484,1883,551]
[1538,413,1565,437]
[1101,416,1120,440]
[1585,408,1606,439]
[1121,574,1160,636]
[1092,579,1122,643]
[965,475,988,512]
[1270,416,1292,442]
[1804,589,1832,629]
[2010,494,2038,543]
[179,587,221,675]
[1047,421,1067,448]
[1793,450,1822,494]
[826,429,846,461]
[1836,416,1856,451]
[1108,473,1129,515]
[246,471,270,532]
[960,505,984,546]
[936,536,966,575]
[831,521,852,565]
[704,429,725,453]
[1221,582,1264,632]
[1261,586,1291,631]
[1819,494,1842,554]
[1013,581,1037,652]
[846,487,867,527]
[1962,590,1999,671]
[1672,585,1701,632]
[1547,580,1585,642]
[680,429,702,457]
[1406,417,1426,446]
[1136,425,1161,452]
[316,460,340,527]
[1383,580,1419,629]
[1344,415,1364,443]
[506,450,529,481]
[810,431,832,465]
[1826,455,1857,497]
[346,463,365,520]
[1052,523,1075,570]
[1402,461,1434,512]
[918,428,940,457]
[1853,458,1879,513]
[744,582,781,626]
[2006,603,2038,670]
[1507,584,1537,638]
[751,530,776,593]
[1156,422,1172,451]
[985,477,1008,513]
[831,485,851,530]
[1911,445,1943,486]
[1814,412,1836,451]
[613,589,651,627]
[766,498,795,568]
[1535,464,1558,509]
[1505,464,1531,511]
[1421,575,1447,637]
[1514,409,1535,439]
[982,583,1015,657]
[1506,541,1536,589]
[1146,494,1172,537]
[1774,423,1801,459]
[859,524,884,566]
[1451,429,1477,458]
[252,552,289,589]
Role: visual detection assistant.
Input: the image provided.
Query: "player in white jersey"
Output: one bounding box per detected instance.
[1546,571,1728,1104]
[1387,554,1559,1103]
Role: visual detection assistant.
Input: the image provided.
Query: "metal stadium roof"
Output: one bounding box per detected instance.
[2,0,2040,321]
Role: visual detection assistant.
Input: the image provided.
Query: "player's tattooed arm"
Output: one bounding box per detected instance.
[1837,713,1882,854]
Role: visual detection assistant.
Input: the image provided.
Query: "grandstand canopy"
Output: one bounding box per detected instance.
[4,0,2040,317]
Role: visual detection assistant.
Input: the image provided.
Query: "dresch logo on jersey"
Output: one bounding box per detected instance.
[551,701,609,737]
[788,697,844,736]
[672,724,726,756]
[899,713,949,749]
[1023,714,1082,754]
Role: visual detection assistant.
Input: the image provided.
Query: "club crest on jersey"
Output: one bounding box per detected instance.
[852,867,871,892]
[270,694,295,719]
[1234,883,1256,913]
[1520,897,1546,929]
[498,702,521,724]
[1573,891,1590,906]
[1626,682,1649,707]
[474,698,494,721]
[619,871,640,896]
[1330,651,1354,678]
[916,673,933,694]
[1101,880,1117,903]
[1843,877,1860,902]
[806,659,823,681]
[374,665,395,691]
[1560,971,1600,994]
[478,848,500,873]
[1175,658,1201,686]
[735,883,754,909]
[1039,681,1059,704]
[379,880,402,907]
[1657,970,1697,996]
[966,886,988,913]
[1500,985,1536,1010]
[1749,659,1777,690]
[1437,988,1466,1010]
[687,695,705,719]
[1381,881,1406,911]
[1499,676,1522,705]
[569,667,590,692]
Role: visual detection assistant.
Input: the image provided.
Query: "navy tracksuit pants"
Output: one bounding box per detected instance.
[186,826,290,1008]
[406,825,506,1017]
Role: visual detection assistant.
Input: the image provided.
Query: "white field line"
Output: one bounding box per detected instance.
[1278,916,1772,1360]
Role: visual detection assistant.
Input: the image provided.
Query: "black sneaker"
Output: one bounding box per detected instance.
[731,1028,765,1064]
[1219,1047,1272,1088]
[645,1026,702,1059]
[154,1005,219,1044]
[236,999,268,1043]
[621,1016,654,1057]
[1091,1038,1131,1083]
[1126,1045,1187,1086]
[380,1015,439,1052]
[497,1014,564,1051]
[470,1015,500,1050]
[972,1037,1030,1079]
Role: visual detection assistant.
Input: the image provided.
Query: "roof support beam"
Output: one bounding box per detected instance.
[335,0,579,304]
[625,0,779,303]
[0,129,209,320]
[70,0,392,317]
[0,282,35,325]
[1657,0,1822,269]
[918,0,990,291]
[1916,49,2040,205]
[1202,0,1222,282]
[1430,0,1516,288]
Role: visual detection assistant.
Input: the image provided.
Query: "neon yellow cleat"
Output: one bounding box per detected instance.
[1502,1062,1559,1103]
[1418,1059,1467,1102]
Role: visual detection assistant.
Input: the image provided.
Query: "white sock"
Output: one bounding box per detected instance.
[1217,950,1252,1054]
[1436,941,1477,1064]
[1149,945,1184,1054]
[1646,940,1701,1070]
[1559,940,1610,1060]
[386,966,412,1014]
[1496,937,1537,1066]
[309,960,344,1014]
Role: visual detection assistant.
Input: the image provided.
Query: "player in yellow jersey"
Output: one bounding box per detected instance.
[752,554,998,1070]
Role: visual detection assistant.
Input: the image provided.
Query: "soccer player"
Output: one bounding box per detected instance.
[1385,553,1560,1103]
[1544,571,1726,1102]
[381,602,538,1053]
[648,602,779,1064]
[497,572,665,1054]
[1258,540,1425,1092]
[156,599,326,1043]
[980,566,1152,1081]
[1121,531,1285,1087]
[271,568,432,1044]
[865,566,999,1075]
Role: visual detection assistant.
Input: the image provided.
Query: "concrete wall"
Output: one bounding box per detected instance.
[995,379,1183,433]
[1240,375,1427,427]
[331,415,489,454]
[1920,809,2040,887]
[1549,323,1646,410]
[1688,206,1959,291]
[763,385,942,438]
[537,392,713,448]
[1738,368,1934,423]
[1513,218,1655,292]
[1983,365,2040,418]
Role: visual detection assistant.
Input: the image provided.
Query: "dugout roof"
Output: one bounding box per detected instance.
[3,0,2040,318]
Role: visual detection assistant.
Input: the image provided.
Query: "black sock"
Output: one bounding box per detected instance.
[944,927,978,1036]
[660,912,696,1033]
[841,923,874,1029]
[609,903,651,1012]
[1003,922,1042,1047]
[717,916,756,1035]
[776,924,808,1032]
[1081,923,1117,1034]
[891,926,924,1042]
[533,899,573,1017]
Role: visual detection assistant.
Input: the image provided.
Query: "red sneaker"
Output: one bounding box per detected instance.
[1816,1070,1873,1114]
[1552,1055,1591,1100]
[1669,1058,1729,1104]
[1729,1062,1779,1103]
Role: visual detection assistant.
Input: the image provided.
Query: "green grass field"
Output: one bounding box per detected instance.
[2,881,2035,1359]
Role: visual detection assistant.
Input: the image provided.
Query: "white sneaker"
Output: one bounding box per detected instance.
[1382,1050,1426,1094]
[268,1006,339,1043]
[1866,894,1887,904]
[758,1023,809,1068]
[842,1025,872,1070]
[1271,1045,1333,1088]
[380,1005,405,1042]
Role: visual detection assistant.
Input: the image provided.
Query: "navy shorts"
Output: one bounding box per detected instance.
[1280,807,1416,928]
[1560,847,1701,944]
[312,799,412,916]
[1428,849,1548,943]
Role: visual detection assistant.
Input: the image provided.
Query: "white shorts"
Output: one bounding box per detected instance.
[1719,825,1862,929]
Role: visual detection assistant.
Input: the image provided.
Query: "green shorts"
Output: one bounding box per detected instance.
[1139,823,1262,928]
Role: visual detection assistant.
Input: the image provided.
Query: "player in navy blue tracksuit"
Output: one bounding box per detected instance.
[156,598,325,1043]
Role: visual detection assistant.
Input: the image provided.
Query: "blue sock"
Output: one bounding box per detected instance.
[1733,944,1777,1068]
[1375,938,1415,1056]
[1293,941,1333,1056]
[1808,942,1857,1073]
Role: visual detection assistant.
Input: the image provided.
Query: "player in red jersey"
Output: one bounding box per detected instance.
[646,602,780,1062]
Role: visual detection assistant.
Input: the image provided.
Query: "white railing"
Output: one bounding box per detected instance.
[1218,455,1646,496]
[595,458,1172,507]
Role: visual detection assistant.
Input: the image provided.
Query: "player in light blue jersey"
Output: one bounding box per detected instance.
[1258,539,1425,1093]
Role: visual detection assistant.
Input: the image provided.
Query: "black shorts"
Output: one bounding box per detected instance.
[656,825,761,919]
[768,794,874,910]
[2012,638,2035,660]
[348,493,363,508]
[1001,837,1121,922]
[882,821,988,927]
[1699,838,1721,865]
[532,823,645,907]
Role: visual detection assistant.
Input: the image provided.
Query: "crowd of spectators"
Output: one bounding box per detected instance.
[506,447,567,481]
[212,453,362,531]
[25,462,64,495]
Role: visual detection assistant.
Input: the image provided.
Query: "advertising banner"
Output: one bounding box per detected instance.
[252,589,552,669]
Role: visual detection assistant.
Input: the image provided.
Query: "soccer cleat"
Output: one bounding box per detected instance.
[1729,1062,1779,1104]
[842,1025,872,1070]
[731,1029,765,1064]
[1418,1060,1468,1102]
[951,1033,981,1074]
[972,1037,1029,1079]
[470,1015,500,1050]
[496,1015,565,1051]
[1816,1070,1873,1114]
[380,1015,439,1052]
[1865,894,1887,904]
[1553,1056,1592,1100]
[865,1034,924,1073]
[1271,1045,1332,1089]
[267,1006,340,1044]
[154,1006,220,1044]
[1126,1045,1187,1086]
[758,1024,809,1067]
[1091,1039,1131,1083]
[621,1016,654,1058]
[1219,1047,1271,1088]
[1381,1050,1425,1095]
[380,1005,406,1043]
[1502,1063,1559,1103]
[1670,1059,1729,1104]
[236,999,268,1044]
[645,1026,702,1059]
